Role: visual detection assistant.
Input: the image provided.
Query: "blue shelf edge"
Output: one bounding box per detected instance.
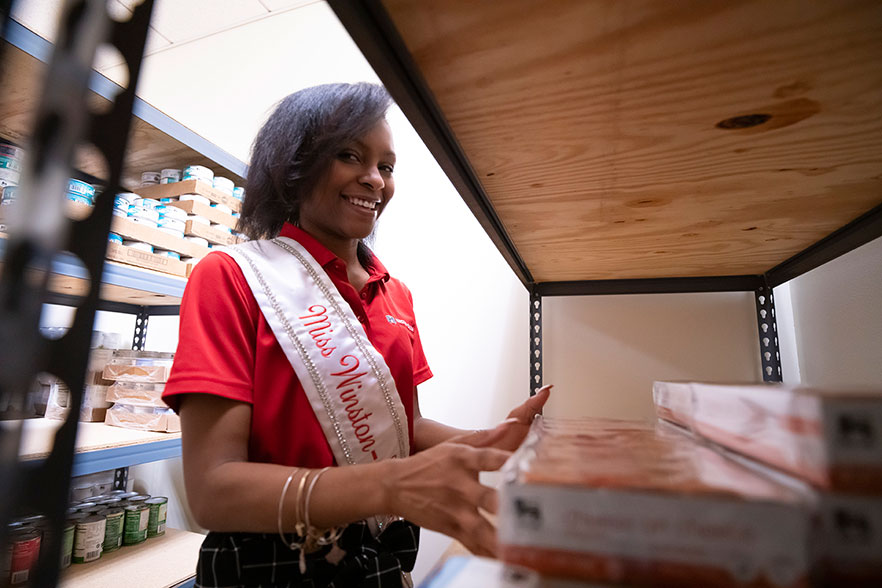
[2,19,249,181]
[71,437,182,477]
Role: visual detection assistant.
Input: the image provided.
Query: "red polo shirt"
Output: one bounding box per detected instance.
[163,223,432,467]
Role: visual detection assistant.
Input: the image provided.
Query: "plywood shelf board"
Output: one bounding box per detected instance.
[59,528,202,588]
[15,419,180,462]
[0,25,246,190]
[383,0,882,282]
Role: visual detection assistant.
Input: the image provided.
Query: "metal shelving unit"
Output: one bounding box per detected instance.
[328,0,882,390]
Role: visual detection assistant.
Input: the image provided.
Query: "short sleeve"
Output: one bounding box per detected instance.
[400,282,433,387]
[162,252,258,412]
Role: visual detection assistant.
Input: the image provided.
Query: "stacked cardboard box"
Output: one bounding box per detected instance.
[653,381,882,585]
[498,417,814,587]
[101,350,179,432]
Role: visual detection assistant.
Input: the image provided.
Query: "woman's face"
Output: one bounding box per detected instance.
[298,119,396,244]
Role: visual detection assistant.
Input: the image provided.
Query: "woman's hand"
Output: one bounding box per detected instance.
[381,426,513,557]
[457,384,552,452]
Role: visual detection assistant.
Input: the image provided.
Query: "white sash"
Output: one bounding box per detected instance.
[221,237,410,466]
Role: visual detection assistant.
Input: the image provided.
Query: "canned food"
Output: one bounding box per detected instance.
[116,492,139,500]
[76,502,97,511]
[1,185,17,203]
[0,143,25,159]
[121,240,154,254]
[95,497,123,506]
[187,214,210,226]
[101,507,125,553]
[80,505,105,514]
[127,205,160,223]
[156,204,187,221]
[180,193,210,206]
[232,186,245,201]
[0,156,22,171]
[153,250,181,261]
[67,178,95,198]
[7,524,41,585]
[185,236,209,248]
[108,233,124,245]
[127,216,159,228]
[0,167,21,184]
[72,514,105,563]
[158,227,185,239]
[146,497,168,537]
[182,165,213,182]
[160,168,181,183]
[60,520,75,569]
[157,217,186,233]
[125,494,150,505]
[211,223,232,234]
[66,193,92,207]
[122,505,149,545]
[141,171,161,185]
[135,197,159,210]
[212,176,234,195]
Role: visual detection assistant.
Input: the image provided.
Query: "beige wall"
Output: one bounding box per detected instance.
[543,291,762,421]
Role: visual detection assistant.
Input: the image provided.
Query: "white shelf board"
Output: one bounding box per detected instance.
[59,528,203,588]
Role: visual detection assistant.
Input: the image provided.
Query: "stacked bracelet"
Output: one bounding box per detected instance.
[277,466,343,561]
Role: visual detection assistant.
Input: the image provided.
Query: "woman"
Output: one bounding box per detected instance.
[163,82,550,588]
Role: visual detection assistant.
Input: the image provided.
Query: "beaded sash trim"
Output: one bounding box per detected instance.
[221,238,410,466]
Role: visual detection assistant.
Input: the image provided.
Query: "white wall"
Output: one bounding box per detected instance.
[543,291,762,421]
[779,236,882,388]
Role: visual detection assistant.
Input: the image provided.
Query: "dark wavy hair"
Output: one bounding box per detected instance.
[238,83,393,265]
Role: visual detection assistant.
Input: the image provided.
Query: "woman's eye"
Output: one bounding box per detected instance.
[380,164,394,174]
[339,151,359,162]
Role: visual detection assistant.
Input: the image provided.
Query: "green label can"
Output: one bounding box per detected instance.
[72,514,105,563]
[101,508,125,553]
[146,497,168,538]
[60,521,75,569]
[123,505,149,545]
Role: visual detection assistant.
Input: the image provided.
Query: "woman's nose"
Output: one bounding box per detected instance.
[359,167,384,191]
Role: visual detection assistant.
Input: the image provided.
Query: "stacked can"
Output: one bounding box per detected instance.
[140,171,160,187]
[212,176,234,196]
[232,186,245,202]
[0,142,23,192]
[155,203,187,242]
[160,168,181,184]
[66,178,95,207]
[5,521,41,585]
[182,165,213,184]
[113,192,139,218]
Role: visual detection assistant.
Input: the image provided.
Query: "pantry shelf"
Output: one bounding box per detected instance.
[59,527,202,588]
[0,19,248,190]
[15,419,181,477]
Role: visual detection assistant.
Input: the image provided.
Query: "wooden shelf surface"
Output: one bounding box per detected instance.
[0,29,246,190]
[380,0,882,282]
[16,419,180,463]
[60,528,203,588]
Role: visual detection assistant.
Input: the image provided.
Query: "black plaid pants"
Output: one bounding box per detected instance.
[195,520,419,588]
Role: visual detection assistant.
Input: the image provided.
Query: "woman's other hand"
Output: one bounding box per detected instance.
[382,426,513,557]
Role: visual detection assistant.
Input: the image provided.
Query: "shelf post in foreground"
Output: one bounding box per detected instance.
[529,286,543,396]
[755,278,782,382]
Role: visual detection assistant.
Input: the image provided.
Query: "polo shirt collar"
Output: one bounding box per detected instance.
[278,223,390,284]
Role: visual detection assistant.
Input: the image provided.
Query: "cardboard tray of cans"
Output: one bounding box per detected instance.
[105,241,189,278]
[135,179,242,213]
[110,214,210,259]
[498,417,814,588]
[183,219,242,246]
[104,403,180,433]
[101,350,174,383]
[652,381,882,493]
[105,381,167,408]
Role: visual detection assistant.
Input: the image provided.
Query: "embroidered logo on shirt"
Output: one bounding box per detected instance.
[385,315,414,332]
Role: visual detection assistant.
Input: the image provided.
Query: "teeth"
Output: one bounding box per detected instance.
[347,196,378,210]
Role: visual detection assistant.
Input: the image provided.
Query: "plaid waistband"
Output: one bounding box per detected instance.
[195,519,420,588]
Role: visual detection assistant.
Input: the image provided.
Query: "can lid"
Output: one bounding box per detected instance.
[101,507,125,516]
[66,512,87,522]
[123,504,148,512]
[76,502,97,509]
[79,513,106,524]
[145,496,168,504]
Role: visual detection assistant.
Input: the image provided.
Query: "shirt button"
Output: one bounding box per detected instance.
[360,292,367,299]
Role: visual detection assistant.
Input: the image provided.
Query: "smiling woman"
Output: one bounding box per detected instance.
[159,82,551,588]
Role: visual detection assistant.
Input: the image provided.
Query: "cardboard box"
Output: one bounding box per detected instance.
[652,381,882,493]
[104,404,180,432]
[135,179,242,212]
[110,214,210,258]
[498,417,813,588]
[165,199,237,230]
[105,241,189,277]
[184,219,241,246]
[105,382,167,408]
